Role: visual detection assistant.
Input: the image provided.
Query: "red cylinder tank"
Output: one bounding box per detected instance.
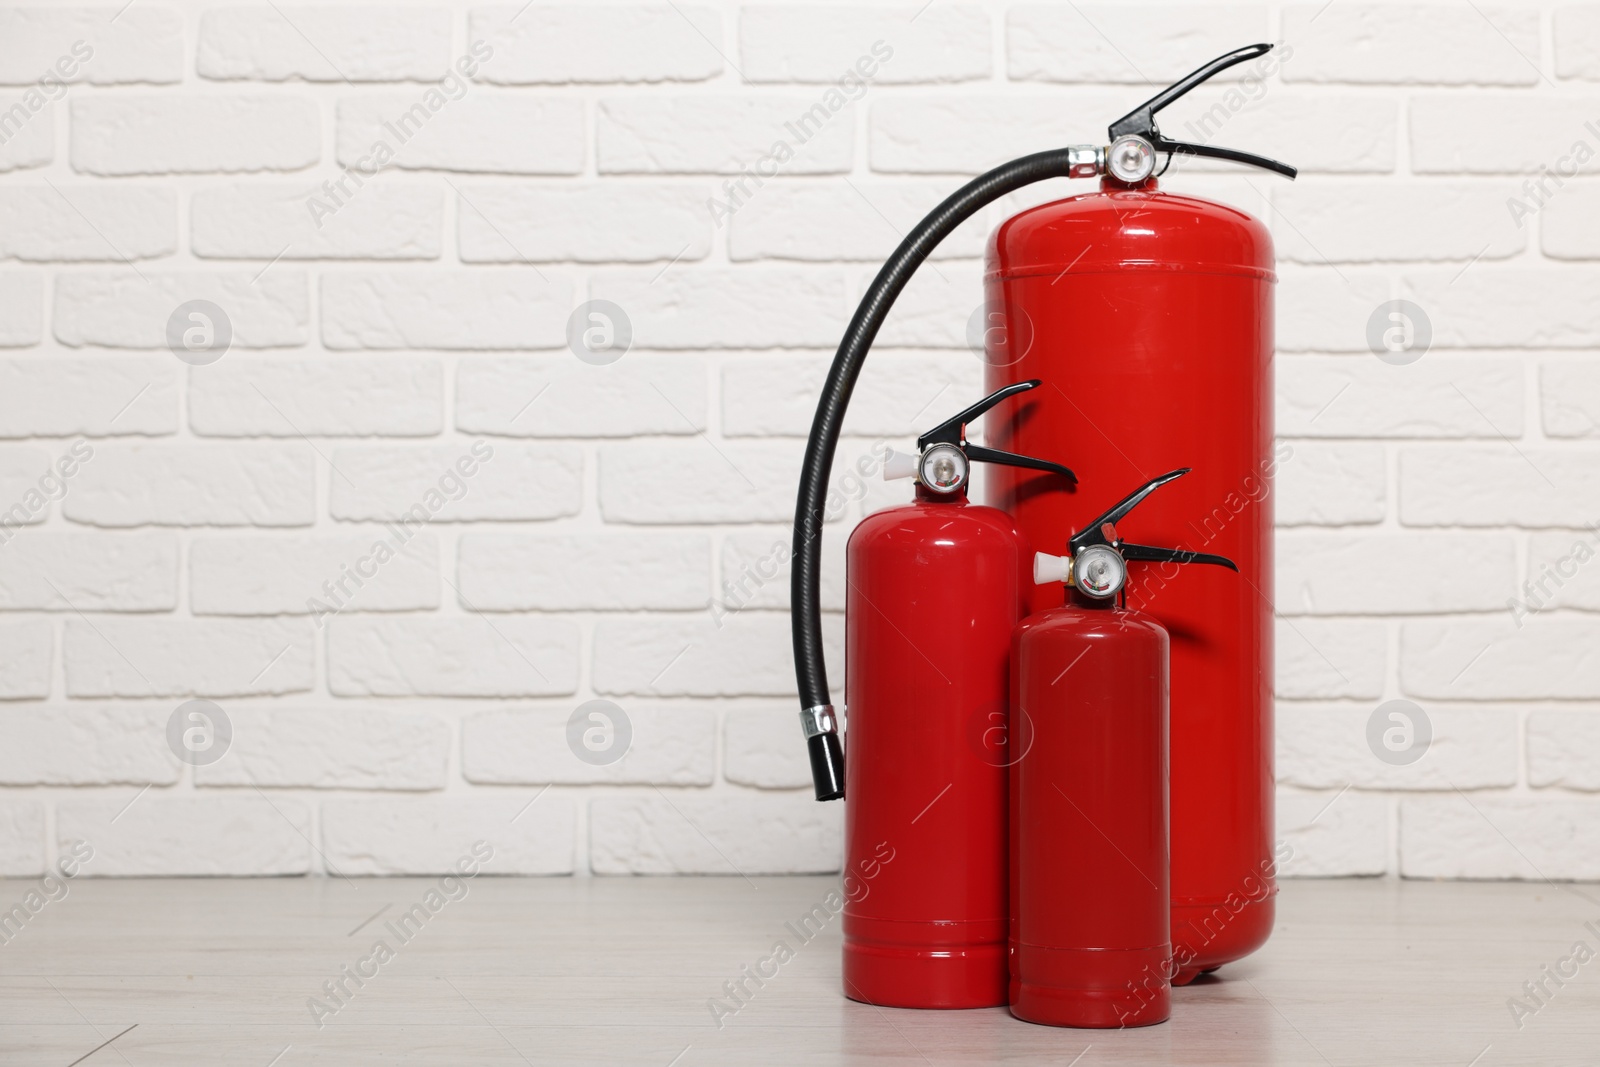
[984,179,1279,981]
[842,481,1023,1008]
[1010,587,1170,1028]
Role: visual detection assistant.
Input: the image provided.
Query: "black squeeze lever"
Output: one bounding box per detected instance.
[914,379,1077,488]
[1107,43,1298,180]
[1070,468,1238,571]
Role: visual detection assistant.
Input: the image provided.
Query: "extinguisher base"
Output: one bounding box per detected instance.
[1010,944,1172,1029]
[842,935,1008,1010]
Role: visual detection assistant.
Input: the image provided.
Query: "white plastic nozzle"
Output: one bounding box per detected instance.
[1034,552,1071,586]
[882,448,917,481]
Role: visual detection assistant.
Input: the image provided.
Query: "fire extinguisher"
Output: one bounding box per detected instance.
[792,44,1293,981]
[842,379,1074,1009]
[1012,469,1235,1028]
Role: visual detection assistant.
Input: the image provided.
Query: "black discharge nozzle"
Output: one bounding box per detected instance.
[1106,43,1298,180]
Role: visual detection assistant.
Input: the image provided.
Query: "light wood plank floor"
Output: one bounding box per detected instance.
[1,875,1596,1065]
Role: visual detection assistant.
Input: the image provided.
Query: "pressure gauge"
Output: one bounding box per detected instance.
[1108,135,1157,185]
[918,442,968,494]
[1072,544,1126,599]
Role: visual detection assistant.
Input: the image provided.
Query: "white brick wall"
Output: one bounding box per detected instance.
[2,0,1596,882]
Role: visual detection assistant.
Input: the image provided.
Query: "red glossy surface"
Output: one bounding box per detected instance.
[842,485,1025,1008]
[1010,591,1171,1028]
[984,178,1277,976]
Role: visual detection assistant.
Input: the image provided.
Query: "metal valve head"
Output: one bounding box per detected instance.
[886,380,1076,495]
[1036,468,1238,600]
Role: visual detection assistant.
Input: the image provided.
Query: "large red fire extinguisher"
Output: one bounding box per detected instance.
[791,43,1294,982]
[843,380,1074,1008]
[1012,469,1236,1028]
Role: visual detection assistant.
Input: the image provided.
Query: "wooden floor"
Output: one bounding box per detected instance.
[0,874,1596,1065]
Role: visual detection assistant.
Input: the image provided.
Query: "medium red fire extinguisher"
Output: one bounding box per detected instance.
[791,43,1294,983]
[1011,469,1236,1028]
[842,380,1074,1008]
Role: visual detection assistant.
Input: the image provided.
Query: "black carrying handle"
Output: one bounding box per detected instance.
[1108,43,1298,180]
[919,380,1077,484]
[1069,468,1237,572]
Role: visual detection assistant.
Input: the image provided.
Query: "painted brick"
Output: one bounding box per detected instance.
[1399,446,1600,527]
[53,270,309,350]
[590,268,847,349]
[1163,93,1399,175]
[598,97,854,174]
[328,443,580,522]
[1543,361,1600,438]
[723,708,813,789]
[192,184,442,260]
[740,6,988,84]
[0,801,45,876]
[1272,184,1523,264]
[0,8,181,85]
[58,796,311,877]
[0,186,174,261]
[870,94,1124,173]
[321,796,575,875]
[327,616,580,697]
[1400,796,1600,880]
[1523,530,1600,613]
[462,707,715,786]
[1276,790,1388,877]
[188,358,442,437]
[0,621,51,699]
[455,357,708,437]
[1276,618,1386,701]
[0,530,177,611]
[64,444,316,527]
[1528,711,1600,791]
[1277,269,1392,353]
[590,792,842,874]
[457,532,710,611]
[1278,706,1517,790]
[0,95,52,173]
[1278,533,1514,614]
[456,183,709,262]
[71,96,319,175]
[599,441,800,524]
[336,97,584,174]
[0,444,57,525]
[873,264,982,348]
[471,4,722,83]
[194,708,451,790]
[721,528,846,614]
[321,270,569,349]
[1273,350,1523,438]
[722,355,980,437]
[198,7,453,82]
[1399,269,1600,349]
[190,534,440,616]
[730,181,986,261]
[1280,4,1540,86]
[1558,5,1600,78]
[1542,186,1600,260]
[0,359,176,437]
[1276,442,1385,526]
[0,272,41,346]
[1401,618,1600,701]
[0,707,178,785]
[1411,95,1600,175]
[63,617,314,698]
[1008,5,1267,83]
[592,612,843,698]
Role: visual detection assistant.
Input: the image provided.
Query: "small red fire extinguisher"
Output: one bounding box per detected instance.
[841,380,1074,1009]
[1011,469,1235,1029]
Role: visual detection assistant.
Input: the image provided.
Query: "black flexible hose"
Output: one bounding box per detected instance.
[791,147,1091,802]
